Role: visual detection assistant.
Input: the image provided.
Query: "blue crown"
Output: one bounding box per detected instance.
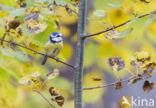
[51,32,60,37]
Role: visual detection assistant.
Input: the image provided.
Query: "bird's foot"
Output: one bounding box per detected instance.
[55,57,60,62]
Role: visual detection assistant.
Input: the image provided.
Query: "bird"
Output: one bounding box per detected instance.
[41,32,63,65]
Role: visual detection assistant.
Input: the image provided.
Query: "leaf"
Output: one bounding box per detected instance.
[19,72,42,90]
[17,0,27,8]
[49,87,59,96]
[143,80,155,93]
[30,72,40,77]
[19,76,31,85]
[15,51,28,61]
[54,95,65,107]
[93,10,107,18]
[46,69,59,80]
[115,81,123,90]
[135,51,150,63]
[126,17,137,27]
[9,8,26,17]
[131,0,137,3]
[26,0,33,7]
[25,19,48,34]
[119,28,133,38]
[144,18,152,27]
[56,0,67,5]
[0,4,15,11]
[0,47,15,57]
[108,3,121,8]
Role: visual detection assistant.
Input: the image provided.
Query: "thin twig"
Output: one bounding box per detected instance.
[0,38,75,69]
[83,76,142,90]
[33,90,55,108]
[83,10,156,39]
[48,1,78,15]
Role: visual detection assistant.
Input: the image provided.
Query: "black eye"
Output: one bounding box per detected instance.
[56,35,60,37]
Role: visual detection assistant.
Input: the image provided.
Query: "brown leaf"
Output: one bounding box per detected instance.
[115,81,123,90]
[143,80,155,93]
[55,95,65,107]
[143,62,156,78]
[49,87,59,96]
[144,62,156,69]
[17,0,26,8]
[135,51,151,63]
[143,68,154,78]
[7,20,21,31]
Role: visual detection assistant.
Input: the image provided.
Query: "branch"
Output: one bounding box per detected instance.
[33,90,56,108]
[0,38,75,69]
[75,0,86,107]
[83,76,142,90]
[58,4,78,15]
[83,10,156,39]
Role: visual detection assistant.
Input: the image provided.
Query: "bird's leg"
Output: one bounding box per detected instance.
[54,57,60,62]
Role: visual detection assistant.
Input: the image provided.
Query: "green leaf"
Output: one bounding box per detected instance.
[94,10,107,18]
[0,47,15,57]
[131,0,137,3]
[126,17,137,27]
[15,51,28,61]
[26,0,33,7]
[0,67,10,81]
[9,8,26,17]
[56,0,67,5]
[119,28,133,38]
[108,3,121,8]
[0,4,15,11]
[0,48,28,61]
[21,24,31,36]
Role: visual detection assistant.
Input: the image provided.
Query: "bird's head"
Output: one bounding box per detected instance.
[49,32,63,43]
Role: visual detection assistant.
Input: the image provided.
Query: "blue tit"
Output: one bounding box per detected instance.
[41,32,63,65]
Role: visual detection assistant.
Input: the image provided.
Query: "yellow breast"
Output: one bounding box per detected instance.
[44,41,63,57]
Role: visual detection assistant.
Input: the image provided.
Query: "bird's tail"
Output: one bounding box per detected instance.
[41,54,48,65]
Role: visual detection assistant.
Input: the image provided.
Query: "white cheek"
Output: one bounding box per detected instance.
[53,37,62,42]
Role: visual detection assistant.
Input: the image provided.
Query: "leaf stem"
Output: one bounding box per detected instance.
[33,89,56,108]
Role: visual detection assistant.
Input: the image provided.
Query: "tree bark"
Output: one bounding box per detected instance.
[75,0,86,108]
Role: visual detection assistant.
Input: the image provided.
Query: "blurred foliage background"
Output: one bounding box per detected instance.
[0,0,156,108]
